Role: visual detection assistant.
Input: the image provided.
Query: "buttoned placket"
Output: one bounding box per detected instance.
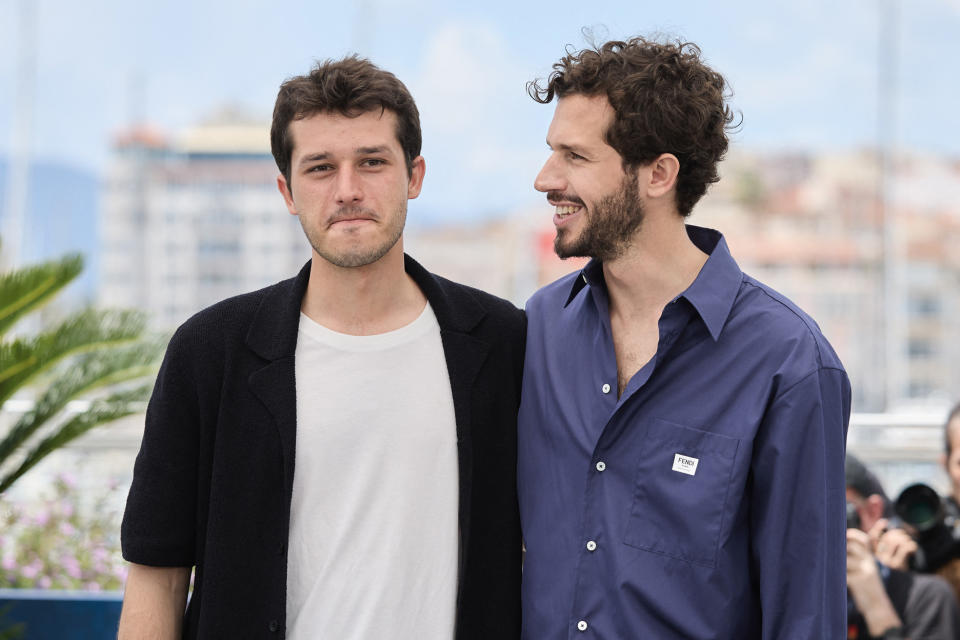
[567,297,693,638]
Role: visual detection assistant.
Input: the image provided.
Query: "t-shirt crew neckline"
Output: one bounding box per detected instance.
[298,303,435,352]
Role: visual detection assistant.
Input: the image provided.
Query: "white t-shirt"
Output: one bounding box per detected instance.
[286,304,459,639]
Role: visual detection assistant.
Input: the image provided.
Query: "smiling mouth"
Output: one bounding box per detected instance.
[554,204,582,219]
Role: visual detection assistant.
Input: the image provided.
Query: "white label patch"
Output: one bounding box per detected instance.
[672,453,699,476]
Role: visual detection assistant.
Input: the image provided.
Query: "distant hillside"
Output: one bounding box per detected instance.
[0,159,99,303]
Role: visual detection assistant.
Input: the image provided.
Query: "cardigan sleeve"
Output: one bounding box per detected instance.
[121,325,206,567]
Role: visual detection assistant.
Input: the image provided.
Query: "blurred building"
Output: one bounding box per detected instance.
[698,149,960,412]
[99,113,308,330]
[410,149,960,414]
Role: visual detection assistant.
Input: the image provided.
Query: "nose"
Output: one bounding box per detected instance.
[334,167,363,204]
[534,152,563,194]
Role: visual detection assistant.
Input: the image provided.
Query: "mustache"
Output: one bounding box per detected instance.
[328,206,379,224]
[546,191,585,207]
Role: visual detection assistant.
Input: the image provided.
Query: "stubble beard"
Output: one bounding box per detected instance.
[302,204,407,268]
[554,173,644,262]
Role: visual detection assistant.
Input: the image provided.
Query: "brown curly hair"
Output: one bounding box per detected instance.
[528,37,737,217]
[271,55,422,185]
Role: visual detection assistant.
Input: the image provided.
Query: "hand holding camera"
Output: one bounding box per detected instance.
[869,518,920,572]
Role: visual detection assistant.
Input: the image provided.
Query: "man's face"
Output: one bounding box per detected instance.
[846,487,882,532]
[946,419,960,501]
[278,109,424,268]
[534,93,645,261]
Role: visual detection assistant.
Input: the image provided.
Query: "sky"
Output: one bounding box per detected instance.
[1,0,959,222]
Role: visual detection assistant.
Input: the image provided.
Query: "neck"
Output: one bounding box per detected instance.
[602,215,707,316]
[301,241,426,335]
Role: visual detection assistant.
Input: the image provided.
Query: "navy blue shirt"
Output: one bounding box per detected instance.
[518,226,851,639]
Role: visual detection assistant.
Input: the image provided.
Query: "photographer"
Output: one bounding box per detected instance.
[846,454,960,639]
[936,402,960,601]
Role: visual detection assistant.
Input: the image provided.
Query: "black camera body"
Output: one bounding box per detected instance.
[846,500,861,530]
[894,483,960,573]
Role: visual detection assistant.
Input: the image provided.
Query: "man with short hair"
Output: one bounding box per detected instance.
[518,37,851,638]
[118,56,524,639]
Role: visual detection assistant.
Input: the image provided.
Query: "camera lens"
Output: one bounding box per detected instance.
[895,483,944,532]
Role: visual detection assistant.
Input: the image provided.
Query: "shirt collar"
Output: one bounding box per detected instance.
[563,225,743,342]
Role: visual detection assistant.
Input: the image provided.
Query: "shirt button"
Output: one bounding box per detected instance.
[601,383,611,394]
[586,540,597,551]
[596,461,606,472]
[577,620,588,631]
[268,619,279,632]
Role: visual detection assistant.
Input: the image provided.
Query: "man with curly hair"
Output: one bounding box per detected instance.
[518,36,851,638]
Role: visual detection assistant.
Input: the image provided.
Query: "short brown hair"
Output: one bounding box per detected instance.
[271,55,422,183]
[528,37,736,216]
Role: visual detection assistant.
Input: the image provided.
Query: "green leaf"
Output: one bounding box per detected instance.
[0,308,147,408]
[0,337,165,465]
[0,384,153,493]
[0,254,84,335]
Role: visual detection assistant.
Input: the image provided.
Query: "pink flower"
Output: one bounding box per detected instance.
[2,553,16,571]
[86,582,101,592]
[63,556,82,579]
[20,564,39,579]
[38,575,52,588]
[59,522,77,536]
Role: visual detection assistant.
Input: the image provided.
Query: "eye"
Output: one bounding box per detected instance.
[567,151,586,161]
[306,164,332,173]
[362,158,386,167]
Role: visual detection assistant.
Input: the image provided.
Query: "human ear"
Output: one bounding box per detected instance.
[644,153,680,199]
[407,156,426,200]
[277,174,297,215]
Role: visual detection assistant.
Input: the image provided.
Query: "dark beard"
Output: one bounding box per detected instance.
[554,173,643,262]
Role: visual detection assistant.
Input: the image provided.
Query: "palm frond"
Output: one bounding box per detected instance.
[0,308,147,407]
[0,383,153,493]
[0,253,84,335]
[0,338,165,465]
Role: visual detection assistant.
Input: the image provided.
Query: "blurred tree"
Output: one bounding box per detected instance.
[0,251,162,493]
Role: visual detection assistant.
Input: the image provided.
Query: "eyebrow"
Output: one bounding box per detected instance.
[298,153,330,166]
[356,145,390,155]
[297,146,394,167]
[546,140,587,153]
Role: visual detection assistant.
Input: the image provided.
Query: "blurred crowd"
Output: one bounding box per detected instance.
[845,403,960,639]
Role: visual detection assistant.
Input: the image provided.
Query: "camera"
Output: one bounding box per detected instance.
[846,500,861,530]
[894,483,960,573]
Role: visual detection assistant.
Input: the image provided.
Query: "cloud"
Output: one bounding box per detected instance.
[404,20,554,217]
[410,21,525,134]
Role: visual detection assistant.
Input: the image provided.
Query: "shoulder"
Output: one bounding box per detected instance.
[908,572,958,606]
[166,275,297,357]
[903,572,960,633]
[733,273,845,374]
[525,270,581,316]
[427,270,525,330]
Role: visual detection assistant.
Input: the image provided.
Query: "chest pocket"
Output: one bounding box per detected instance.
[624,418,740,568]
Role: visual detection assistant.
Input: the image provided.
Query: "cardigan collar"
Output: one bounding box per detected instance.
[245,254,487,361]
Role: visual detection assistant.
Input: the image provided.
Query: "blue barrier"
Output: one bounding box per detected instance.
[0,589,122,639]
